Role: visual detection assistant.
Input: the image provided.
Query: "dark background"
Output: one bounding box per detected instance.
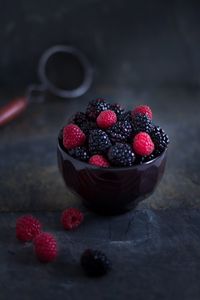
[1,1,200,299]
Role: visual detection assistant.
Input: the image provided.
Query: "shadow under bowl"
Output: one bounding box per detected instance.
[57,139,167,215]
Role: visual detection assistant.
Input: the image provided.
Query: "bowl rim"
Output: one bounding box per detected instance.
[58,137,168,172]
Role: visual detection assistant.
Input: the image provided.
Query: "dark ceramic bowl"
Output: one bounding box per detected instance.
[57,138,167,215]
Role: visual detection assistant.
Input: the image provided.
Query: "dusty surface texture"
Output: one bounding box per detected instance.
[1,209,200,300]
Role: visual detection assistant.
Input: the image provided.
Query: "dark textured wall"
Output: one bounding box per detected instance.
[1,0,200,91]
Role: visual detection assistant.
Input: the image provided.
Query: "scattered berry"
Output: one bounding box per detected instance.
[133,132,155,156]
[34,232,58,262]
[151,126,169,155]
[110,103,125,119]
[81,249,111,277]
[132,114,153,134]
[61,208,84,230]
[132,105,152,120]
[107,121,133,143]
[63,124,86,150]
[68,147,89,162]
[86,98,110,120]
[88,129,111,155]
[108,143,135,167]
[16,215,42,242]
[97,110,117,129]
[89,155,110,167]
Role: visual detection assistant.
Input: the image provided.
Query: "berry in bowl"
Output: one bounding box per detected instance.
[57,99,169,215]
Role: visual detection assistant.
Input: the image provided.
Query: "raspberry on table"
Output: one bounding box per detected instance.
[89,154,110,167]
[151,126,169,155]
[61,208,84,230]
[34,232,58,263]
[88,129,112,155]
[86,98,110,120]
[132,113,153,134]
[97,110,117,129]
[16,215,42,242]
[107,120,133,143]
[81,249,111,277]
[68,147,89,162]
[132,105,152,120]
[108,143,135,167]
[63,124,86,150]
[133,132,155,156]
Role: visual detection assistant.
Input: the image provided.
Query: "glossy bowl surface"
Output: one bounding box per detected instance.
[57,139,167,215]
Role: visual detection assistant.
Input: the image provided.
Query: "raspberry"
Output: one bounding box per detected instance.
[81,249,111,277]
[108,143,135,167]
[132,105,152,120]
[61,208,84,230]
[86,98,110,120]
[110,103,125,119]
[88,129,111,155]
[133,132,155,156]
[151,126,169,155]
[34,232,58,263]
[107,121,133,143]
[89,155,110,167]
[16,215,42,242]
[63,124,86,150]
[97,110,117,129]
[132,114,153,134]
[68,147,89,162]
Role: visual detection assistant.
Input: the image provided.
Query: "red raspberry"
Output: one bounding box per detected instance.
[96,110,117,129]
[16,215,42,242]
[89,155,110,167]
[63,124,86,150]
[61,208,84,230]
[34,232,58,262]
[132,105,152,120]
[133,132,155,156]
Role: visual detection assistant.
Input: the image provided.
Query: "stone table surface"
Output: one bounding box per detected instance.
[0,86,200,299]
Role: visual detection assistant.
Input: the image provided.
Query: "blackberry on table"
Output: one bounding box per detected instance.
[86,98,110,120]
[108,143,135,167]
[88,129,112,155]
[81,249,111,277]
[151,126,169,155]
[68,147,89,162]
[107,120,133,143]
[132,113,153,134]
[110,103,125,119]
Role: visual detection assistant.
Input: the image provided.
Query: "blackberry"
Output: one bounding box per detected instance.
[70,112,95,134]
[151,126,169,155]
[81,249,111,277]
[86,98,110,120]
[108,143,135,167]
[132,113,153,134]
[110,103,125,119]
[68,147,89,162]
[107,120,133,143]
[88,129,112,155]
[119,110,132,122]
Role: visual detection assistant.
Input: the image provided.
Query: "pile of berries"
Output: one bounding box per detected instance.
[60,99,169,167]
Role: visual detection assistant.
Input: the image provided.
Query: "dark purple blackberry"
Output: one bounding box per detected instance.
[108,143,135,167]
[86,98,110,120]
[151,126,169,155]
[110,103,125,119]
[107,120,133,143]
[132,113,153,134]
[70,112,95,134]
[68,147,89,162]
[119,110,132,122]
[88,129,112,155]
[81,249,111,277]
